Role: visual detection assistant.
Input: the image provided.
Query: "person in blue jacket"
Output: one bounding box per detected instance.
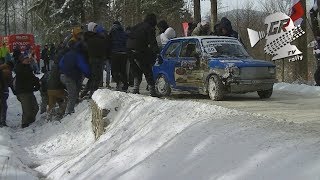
[59,40,90,115]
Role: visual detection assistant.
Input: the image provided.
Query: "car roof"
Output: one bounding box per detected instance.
[171,36,238,41]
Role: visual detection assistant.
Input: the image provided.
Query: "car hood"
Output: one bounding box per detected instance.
[208,58,276,68]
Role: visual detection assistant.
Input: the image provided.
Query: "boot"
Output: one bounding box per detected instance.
[116,83,122,91]
[132,77,141,94]
[149,85,157,97]
[122,83,129,92]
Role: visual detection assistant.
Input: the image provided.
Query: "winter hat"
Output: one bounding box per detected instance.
[220,17,233,32]
[201,20,210,26]
[88,22,97,32]
[164,27,176,39]
[144,13,157,27]
[157,20,169,33]
[96,25,106,33]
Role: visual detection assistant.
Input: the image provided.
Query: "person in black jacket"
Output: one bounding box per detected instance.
[39,67,49,114]
[219,17,242,41]
[110,21,129,91]
[127,13,159,96]
[41,45,50,71]
[82,22,108,97]
[15,54,40,128]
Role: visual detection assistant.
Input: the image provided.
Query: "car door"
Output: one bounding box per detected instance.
[154,40,182,86]
[175,39,203,88]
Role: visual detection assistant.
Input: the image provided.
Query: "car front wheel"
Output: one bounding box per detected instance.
[208,75,224,101]
[257,88,273,99]
[156,75,171,97]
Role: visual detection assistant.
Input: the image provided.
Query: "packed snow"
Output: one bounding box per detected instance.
[1,83,320,180]
[274,82,320,96]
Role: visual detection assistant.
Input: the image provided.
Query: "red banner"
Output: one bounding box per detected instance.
[182,22,189,37]
[3,34,35,53]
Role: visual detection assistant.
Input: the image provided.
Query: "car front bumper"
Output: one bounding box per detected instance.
[227,78,278,93]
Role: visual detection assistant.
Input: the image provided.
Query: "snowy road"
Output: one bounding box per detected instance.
[140,82,320,125]
[169,92,320,124]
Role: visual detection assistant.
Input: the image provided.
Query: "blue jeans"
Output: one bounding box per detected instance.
[60,74,79,114]
[31,60,40,73]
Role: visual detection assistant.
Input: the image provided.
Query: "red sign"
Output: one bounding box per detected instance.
[0,34,40,61]
[3,34,35,53]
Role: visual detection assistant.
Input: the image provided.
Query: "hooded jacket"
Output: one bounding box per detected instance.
[15,64,40,95]
[220,17,240,39]
[110,23,128,53]
[84,32,108,60]
[48,64,65,90]
[159,27,176,46]
[127,14,159,55]
[59,43,90,82]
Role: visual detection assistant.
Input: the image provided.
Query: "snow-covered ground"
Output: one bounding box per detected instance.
[274,83,320,96]
[1,83,320,180]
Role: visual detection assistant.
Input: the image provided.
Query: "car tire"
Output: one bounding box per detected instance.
[156,75,171,97]
[257,88,273,99]
[208,75,224,101]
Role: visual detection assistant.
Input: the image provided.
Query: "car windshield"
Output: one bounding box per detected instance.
[201,38,251,58]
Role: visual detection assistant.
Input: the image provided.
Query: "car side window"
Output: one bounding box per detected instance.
[164,42,181,58]
[180,40,201,58]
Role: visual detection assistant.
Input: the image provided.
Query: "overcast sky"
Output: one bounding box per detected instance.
[200,0,257,16]
[200,0,313,17]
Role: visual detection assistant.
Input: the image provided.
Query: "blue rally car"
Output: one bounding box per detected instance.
[153,36,278,100]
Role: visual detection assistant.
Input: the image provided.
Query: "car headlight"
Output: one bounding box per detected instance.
[268,67,276,74]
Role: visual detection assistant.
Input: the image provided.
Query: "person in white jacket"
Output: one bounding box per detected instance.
[158,27,176,48]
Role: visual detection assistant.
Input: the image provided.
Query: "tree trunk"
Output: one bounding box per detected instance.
[297,0,308,81]
[210,0,217,29]
[194,0,201,24]
[13,3,17,34]
[80,0,86,24]
[5,0,8,35]
[135,0,142,24]
[24,0,28,33]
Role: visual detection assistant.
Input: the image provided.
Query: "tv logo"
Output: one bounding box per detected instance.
[247,12,305,61]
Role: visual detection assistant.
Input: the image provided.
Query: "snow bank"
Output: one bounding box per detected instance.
[0,128,39,180]
[6,101,95,179]
[274,82,320,96]
[37,89,320,180]
[4,88,320,180]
